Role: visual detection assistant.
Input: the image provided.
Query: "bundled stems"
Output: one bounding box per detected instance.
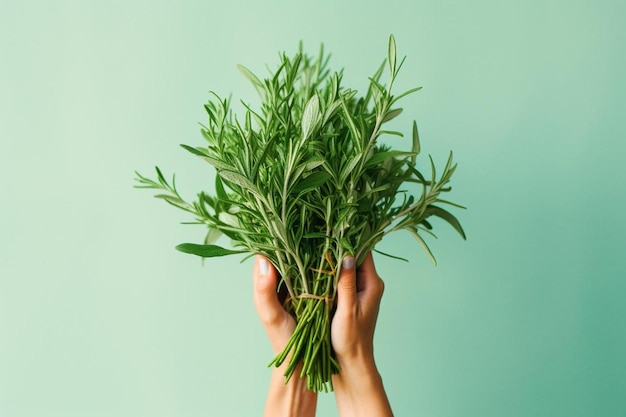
[271,297,337,392]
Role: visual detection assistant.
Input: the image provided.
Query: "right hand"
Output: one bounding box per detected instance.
[331,252,385,368]
[330,252,393,416]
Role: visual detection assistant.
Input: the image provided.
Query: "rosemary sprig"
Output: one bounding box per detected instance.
[135,35,465,392]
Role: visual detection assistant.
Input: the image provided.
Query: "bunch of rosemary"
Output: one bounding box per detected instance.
[135,36,465,392]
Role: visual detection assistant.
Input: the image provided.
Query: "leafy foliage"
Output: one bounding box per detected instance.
[135,35,465,392]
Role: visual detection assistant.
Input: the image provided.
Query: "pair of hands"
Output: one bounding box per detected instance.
[253,253,393,417]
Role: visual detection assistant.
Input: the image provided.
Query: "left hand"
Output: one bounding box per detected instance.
[252,256,296,354]
[253,255,318,417]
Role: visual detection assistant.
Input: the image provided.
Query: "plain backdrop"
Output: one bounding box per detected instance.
[1,1,625,416]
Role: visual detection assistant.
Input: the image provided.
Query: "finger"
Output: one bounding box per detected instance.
[335,255,357,315]
[356,252,384,303]
[252,256,284,326]
[356,252,377,278]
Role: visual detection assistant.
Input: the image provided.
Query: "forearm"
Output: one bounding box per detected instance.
[264,364,318,417]
[332,358,393,417]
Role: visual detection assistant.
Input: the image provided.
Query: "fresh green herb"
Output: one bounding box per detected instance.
[135,35,465,392]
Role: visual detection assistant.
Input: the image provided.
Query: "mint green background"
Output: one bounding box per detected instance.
[1,1,625,416]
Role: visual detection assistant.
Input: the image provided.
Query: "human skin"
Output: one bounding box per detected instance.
[331,252,394,417]
[253,256,318,417]
[252,252,393,417]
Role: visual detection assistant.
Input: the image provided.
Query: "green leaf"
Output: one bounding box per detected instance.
[420,219,433,230]
[373,248,409,262]
[382,108,403,123]
[340,95,361,145]
[175,243,246,257]
[323,99,342,124]
[378,130,404,137]
[215,175,227,199]
[201,156,232,171]
[292,171,331,195]
[364,60,386,106]
[388,34,397,76]
[218,170,266,205]
[204,228,223,245]
[237,64,263,87]
[412,121,420,163]
[302,94,320,139]
[434,199,467,210]
[303,232,328,239]
[391,86,423,104]
[408,229,437,266]
[365,150,415,168]
[237,64,265,97]
[304,158,325,171]
[218,170,256,192]
[155,166,167,185]
[339,153,363,183]
[426,205,467,240]
[153,193,182,203]
[180,144,233,171]
[180,144,208,157]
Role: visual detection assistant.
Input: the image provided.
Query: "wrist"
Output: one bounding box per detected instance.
[332,357,381,395]
[332,358,393,417]
[264,364,317,417]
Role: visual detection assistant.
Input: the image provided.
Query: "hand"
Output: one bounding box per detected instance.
[253,255,295,354]
[253,256,317,417]
[331,252,393,417]
[331,252,384,366]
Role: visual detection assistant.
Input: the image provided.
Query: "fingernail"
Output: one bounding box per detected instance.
[342,256,355,270]
[259,258,269,275]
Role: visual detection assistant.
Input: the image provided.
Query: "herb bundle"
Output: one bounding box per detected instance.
[135,36,465,392]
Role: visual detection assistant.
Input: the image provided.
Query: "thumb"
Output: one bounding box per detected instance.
[336,255,357,314]
[252,256,284,325]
